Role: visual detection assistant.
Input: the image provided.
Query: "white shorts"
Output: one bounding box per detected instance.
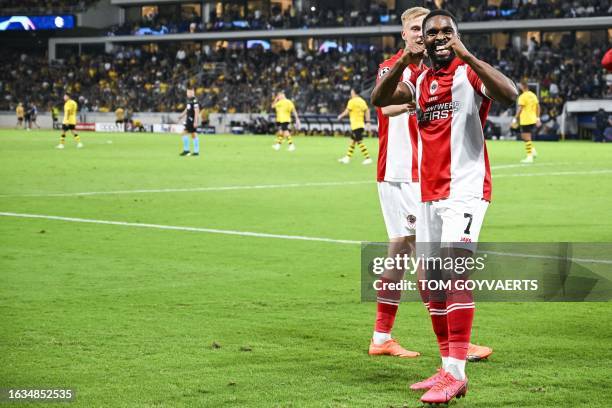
[377,181,421,239]
[416,196,489,253]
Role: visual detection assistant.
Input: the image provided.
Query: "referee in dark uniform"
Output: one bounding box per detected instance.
[178,88,200,156]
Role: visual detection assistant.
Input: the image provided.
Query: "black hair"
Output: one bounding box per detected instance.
[422,9,459,31]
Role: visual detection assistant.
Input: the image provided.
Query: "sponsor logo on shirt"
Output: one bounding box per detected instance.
[419,101,461,122]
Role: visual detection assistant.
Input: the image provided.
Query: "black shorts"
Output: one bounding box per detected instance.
[351,128,365,141]
[62,124,76,131]
[184,123,196,133]
[521,124,536,133]
[277,122,290,132]
[116,119,124,124]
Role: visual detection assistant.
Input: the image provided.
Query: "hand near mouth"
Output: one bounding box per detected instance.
[438,37,472,61]
[400,41,426,65]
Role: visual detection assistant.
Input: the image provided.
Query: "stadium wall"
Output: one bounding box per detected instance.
[0,111,516,135]
[78,0,121,29]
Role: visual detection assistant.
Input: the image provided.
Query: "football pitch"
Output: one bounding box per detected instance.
[1,129,611,407]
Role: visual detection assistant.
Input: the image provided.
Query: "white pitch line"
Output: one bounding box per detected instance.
[0,180,372,198]
[0,162,566,198]
[489,162,571,170]
[480,250,612,266]
[493,169,612,178]
[1,211,611,266]
[1,168,611,199]
[0,212,361,245]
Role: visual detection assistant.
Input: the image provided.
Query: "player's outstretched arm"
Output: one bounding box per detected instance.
[337,109,349,120]
[443,38,518,105]
[371,44,423,107]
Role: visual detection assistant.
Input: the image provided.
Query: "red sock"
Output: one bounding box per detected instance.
[428,301,449,358]
[374,277,401,333]
[447,301,474,360]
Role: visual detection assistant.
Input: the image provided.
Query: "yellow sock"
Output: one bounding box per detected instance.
[287,136,293,145]
[346,142,356,158]
[358,142,370,159]
[74,134,81,143]
[275,134,283,144]
[60,134,66,144]
[525,141,533,156]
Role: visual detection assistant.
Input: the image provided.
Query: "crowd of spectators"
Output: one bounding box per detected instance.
[1,46,381,116]
[469,37,609,128]
[2,38,609,137]
[107,0,611,36]
[1,0,95,14]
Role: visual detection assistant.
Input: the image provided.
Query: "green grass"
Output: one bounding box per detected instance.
[1,130,611,407]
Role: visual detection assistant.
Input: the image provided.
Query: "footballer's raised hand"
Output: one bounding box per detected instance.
[400,42,425,65]
[439,37,472,62]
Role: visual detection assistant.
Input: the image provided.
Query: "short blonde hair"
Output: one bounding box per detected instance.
[401,7,430,25]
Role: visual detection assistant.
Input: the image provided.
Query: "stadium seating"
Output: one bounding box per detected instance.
[1,0,96,14]
[1,38,608,139]
[106,1,611,36]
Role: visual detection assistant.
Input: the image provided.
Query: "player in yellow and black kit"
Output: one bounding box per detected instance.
[337,89,372,165]
[514,80,540,163]
[271,91,301,152]
[57,94,82,149]
[16,103,24,128]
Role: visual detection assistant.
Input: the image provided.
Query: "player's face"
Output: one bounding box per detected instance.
[186,90,194,98]
[402,15,425,49]
[63,95,69,102]
[424,15,458,66]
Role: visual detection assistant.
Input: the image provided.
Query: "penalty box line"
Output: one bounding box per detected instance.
[1,211,611,265]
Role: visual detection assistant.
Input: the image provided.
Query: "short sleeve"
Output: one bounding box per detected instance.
[517,93,526,107]
[467,66,491,99]
[400,65,419,96]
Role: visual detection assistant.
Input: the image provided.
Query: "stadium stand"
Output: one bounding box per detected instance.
[1,0,97,14]
[106,1,611,35]
[2,39,608,136]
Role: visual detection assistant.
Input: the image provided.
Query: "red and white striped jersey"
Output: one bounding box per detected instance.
[405,57,492,202]
[376,50,421,183]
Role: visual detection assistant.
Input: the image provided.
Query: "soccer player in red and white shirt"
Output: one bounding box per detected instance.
[372,10,518,404]
[368,6,428,360]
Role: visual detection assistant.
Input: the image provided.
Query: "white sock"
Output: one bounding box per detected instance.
[441,356,449,370]
[372,331,391,345]
[446,357,466,380]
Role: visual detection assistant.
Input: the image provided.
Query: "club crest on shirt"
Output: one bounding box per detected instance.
[379,66,390,78]
[407,214,417,229]
[430,80,439,94]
